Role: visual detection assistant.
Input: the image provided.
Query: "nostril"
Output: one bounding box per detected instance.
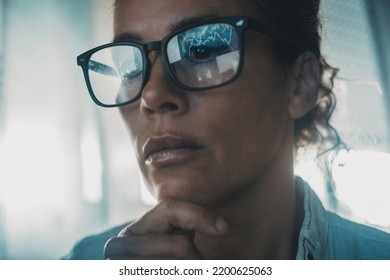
[161,102,178,111]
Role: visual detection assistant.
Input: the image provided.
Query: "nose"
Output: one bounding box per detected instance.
[140,54,189,118]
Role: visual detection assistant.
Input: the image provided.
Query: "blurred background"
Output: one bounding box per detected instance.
[0,0,389,259]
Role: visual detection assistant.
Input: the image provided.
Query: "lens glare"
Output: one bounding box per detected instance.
[88,45,143,106]
[167,23,240,88]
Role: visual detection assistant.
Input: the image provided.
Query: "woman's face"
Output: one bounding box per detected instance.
[115,0,294,205]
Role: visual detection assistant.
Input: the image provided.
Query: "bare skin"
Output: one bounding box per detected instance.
[104,0,320,259]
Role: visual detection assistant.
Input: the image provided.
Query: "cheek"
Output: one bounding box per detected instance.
[204,58,290,174]
[118,105,145,157]
[213,93,287,160]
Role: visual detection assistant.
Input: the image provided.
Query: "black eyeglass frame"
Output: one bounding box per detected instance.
[77,16,302,108]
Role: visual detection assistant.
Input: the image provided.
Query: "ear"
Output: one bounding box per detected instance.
[288,52,320,119]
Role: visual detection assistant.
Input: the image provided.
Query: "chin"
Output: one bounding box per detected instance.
[150,177,211,204]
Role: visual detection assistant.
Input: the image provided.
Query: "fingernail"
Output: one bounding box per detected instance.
[214,217,227,233]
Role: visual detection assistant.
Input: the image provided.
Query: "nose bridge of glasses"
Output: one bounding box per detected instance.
[144,41,162,61]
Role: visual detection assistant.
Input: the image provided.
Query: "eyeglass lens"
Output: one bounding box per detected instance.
[88,46,144,105]
[167,23,240,88]
[86,22,240,106]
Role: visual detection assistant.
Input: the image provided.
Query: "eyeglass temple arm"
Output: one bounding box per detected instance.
[247,18,302,51]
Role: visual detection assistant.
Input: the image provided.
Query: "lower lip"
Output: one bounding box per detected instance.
[145,147,202,166]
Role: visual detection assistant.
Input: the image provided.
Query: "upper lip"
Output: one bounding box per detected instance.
[143,134,203,160]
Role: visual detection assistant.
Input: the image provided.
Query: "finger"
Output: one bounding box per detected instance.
[104,234,203,260]
[120,198,228,237]
[171,228,195,239]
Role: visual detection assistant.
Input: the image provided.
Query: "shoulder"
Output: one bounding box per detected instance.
[62,223,128,260]
[324,212,390,259]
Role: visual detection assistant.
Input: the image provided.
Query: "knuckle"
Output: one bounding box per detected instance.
[157,198,175,212]
[104,236,139,259]
[193,207,207,223]
[156,198,178,228]
[191,207,214,229]
[104,236,119,249]
[103,237,120,259]
[118,224,135,236]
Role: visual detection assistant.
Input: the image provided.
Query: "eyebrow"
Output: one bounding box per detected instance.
[170,14,218,32]
[113,14,218,44]
[113,32,143,44]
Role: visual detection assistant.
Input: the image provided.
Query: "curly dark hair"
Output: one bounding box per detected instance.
[251,0,349,201]
[252,0,346,156]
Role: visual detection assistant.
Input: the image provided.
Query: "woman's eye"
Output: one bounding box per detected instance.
[188,45,229,62]
[191,46,212,60]
[122,70,142,81]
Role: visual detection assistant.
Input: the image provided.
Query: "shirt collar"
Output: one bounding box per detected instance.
[295,177,328,260]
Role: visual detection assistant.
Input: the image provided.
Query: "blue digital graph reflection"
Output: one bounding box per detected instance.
[177,24,236,58]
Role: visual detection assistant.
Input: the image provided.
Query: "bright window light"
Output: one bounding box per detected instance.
[332,150,390,228]
[80,124,103,204]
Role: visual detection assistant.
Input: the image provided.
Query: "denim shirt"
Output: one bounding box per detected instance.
[63,178,390,260]
[295,177,390,260]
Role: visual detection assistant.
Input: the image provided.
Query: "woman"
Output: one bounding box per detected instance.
[67,0,390,259]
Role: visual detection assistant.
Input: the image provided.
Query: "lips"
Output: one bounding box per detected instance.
[143,134,204,165]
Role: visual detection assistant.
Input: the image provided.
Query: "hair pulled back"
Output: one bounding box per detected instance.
[253,0,345,155]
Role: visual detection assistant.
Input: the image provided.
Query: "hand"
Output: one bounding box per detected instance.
[104,198,228,259]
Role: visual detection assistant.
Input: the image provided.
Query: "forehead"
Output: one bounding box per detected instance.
[114,0,260,42]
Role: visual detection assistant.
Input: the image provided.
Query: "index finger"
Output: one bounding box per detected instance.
[120,198,228,237]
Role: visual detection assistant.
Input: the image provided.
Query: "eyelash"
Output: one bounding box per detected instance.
[122,69,142,81]
[185,45,230,63]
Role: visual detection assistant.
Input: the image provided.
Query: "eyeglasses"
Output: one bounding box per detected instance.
[77,17,301,108]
